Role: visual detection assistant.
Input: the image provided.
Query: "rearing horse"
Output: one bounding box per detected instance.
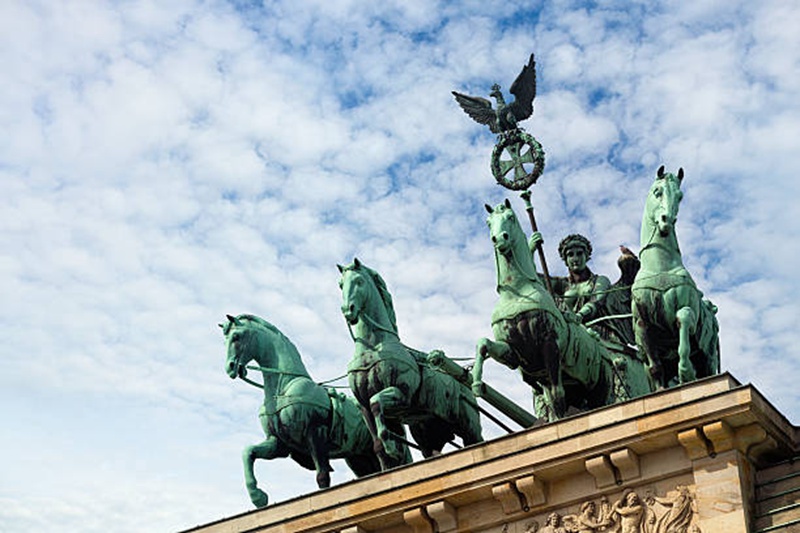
[472,200,652,421]
[338,259,483,469]
[222,314,381,507]
[632,167,720,389]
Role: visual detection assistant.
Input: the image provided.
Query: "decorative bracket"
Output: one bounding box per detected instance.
[515,475,546,510]
[492,481,526,514]
[610,448,640,482]
[703,420,735,454]
[426,500,457,532]
[735,423,772,458]
[678,427,713,460]
[585,454,617,488]
[679,421,741,460]
[403,508,434,533]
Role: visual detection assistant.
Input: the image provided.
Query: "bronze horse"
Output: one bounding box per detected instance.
[338,259,483,469]
[222,314,381,507]
[632,167,720,389]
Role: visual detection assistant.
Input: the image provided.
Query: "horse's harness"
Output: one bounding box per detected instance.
[228,327,344,432]
[344,309,426,375]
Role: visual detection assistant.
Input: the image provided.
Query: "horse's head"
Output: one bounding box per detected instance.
[337,258,398,334]
[338,258,369,325]
[221,314,255,379]
[485,199,522,256]
[648,166,684,237]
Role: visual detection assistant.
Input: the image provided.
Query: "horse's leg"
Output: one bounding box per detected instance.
[242,435,288,508]
[533,387,556,420]
[675,306,698,383]
[370,386,411,461]
[377,419,412,467]
[541,339,565,420]
[633,301,663,389]
[345,453,382,478]
[356,403,392,470]
[457,395,484,446]
[306,424,333,488]
[472,337,515,396]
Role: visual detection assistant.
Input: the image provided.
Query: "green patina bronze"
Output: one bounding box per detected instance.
[212,54,730,506]
[528,232,641,346]
[221,314,381,508]
[453,54,545,190]
[471,200,653,421]
[632,167,720,389]
[338,259,483,469]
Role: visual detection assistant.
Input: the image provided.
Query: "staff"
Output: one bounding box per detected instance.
[521,189,554,297]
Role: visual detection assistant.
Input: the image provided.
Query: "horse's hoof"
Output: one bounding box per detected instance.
[552,396,567,420]
[316,470,331,489]
[249,488,269,508]
[678,365,697,383]
[373,438,385,455]
[383,438,404,462]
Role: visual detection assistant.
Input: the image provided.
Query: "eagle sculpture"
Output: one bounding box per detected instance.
[452,54,537,134]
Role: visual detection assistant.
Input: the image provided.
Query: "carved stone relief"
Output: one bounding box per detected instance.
[512,485,699,533]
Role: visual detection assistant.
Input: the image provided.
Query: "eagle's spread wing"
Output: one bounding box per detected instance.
[451,91,500,133]
[508,53,536,122]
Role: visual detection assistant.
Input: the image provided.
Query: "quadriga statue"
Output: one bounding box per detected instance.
[471,200,652,421]
[221,314,381,507]
[632,166,720,389]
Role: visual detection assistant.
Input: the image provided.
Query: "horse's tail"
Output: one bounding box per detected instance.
[697,299,721,375]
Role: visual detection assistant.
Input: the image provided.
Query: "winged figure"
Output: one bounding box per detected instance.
[452,53,537,134]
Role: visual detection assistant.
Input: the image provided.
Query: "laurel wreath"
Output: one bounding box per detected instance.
[490,130,546,190]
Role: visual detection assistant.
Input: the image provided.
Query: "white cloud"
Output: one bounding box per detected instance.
[1,1,799,531]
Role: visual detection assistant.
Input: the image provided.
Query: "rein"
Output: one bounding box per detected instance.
[342,285,400,351]
[344,308,428,364]
[237,363,348,390]
[230,333,347,391]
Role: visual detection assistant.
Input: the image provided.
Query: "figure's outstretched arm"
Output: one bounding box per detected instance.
[528,231,544,254]
[529,232,564,291]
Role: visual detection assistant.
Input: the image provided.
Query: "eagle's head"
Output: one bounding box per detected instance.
[490,83,503,101]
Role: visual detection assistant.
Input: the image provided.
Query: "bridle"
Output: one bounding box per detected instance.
[490,211,541,291]
[228,325,307,391]
[341,270,401,352]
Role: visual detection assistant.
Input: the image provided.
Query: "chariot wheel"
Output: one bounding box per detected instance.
[490,130,545,190]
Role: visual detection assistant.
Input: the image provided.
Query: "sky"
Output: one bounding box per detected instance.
[1,1,799,531]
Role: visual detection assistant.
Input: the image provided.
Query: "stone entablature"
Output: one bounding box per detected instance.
[184,374,798,533]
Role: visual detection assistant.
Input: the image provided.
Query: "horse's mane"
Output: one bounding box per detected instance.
[358,264,398,334]
[231,314,300,353]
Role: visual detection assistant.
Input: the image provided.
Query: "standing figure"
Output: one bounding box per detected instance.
[529,232,639,346]
[574,500,610,532]
[538,512,567,533]
[614,489,649,533]
[649,485,695,532]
